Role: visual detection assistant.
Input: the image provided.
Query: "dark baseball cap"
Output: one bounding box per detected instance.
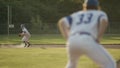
[84,0,99,6]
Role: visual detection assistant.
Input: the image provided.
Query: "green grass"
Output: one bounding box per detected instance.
[0,34,120,44]
[0,34,64,44]
[0,48,120,68]
[101,34,120,44]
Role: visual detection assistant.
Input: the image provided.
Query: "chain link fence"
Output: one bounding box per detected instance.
[0,21,120,35]
[0,23,59,35]
[107,21,120,34]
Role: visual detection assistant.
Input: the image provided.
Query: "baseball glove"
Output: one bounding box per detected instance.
[18,33,22,37]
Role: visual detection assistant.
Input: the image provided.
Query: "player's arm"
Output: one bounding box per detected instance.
[97,16,108,43]
[58,18,70,40]
[21,31,26,36]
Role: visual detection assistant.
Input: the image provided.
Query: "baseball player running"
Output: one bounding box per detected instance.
[19,24,31,47]
[58,0,116,68]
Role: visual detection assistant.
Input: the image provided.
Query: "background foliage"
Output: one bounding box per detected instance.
[0,0,120,34]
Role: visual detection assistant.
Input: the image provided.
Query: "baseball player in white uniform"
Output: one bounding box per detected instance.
[20,24,31,47]
[58,0,116,68]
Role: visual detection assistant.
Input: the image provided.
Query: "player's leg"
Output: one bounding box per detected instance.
[66,46,82,68]
[22,37,31,47]
[85,42,116,68]
[23,41,27,47]
[26,41,31,47]
[65,34,84,68]
[26,37,30,47]
[25,37,31,47]
[22,36,27,47]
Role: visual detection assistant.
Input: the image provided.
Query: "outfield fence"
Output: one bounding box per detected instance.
[0,21,120,35]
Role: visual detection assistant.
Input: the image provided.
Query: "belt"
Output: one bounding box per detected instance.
[79,32,91,36]
[71,32,91,35]
[71,32,99,43]
[71,32,91,36]
[79,32,99,43]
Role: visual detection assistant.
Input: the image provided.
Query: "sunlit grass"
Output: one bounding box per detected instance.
[0,48,119,68]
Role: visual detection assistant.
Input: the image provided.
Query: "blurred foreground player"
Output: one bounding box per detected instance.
[58,0,116,68]
[117,60,120,68]
[19,24,31,47]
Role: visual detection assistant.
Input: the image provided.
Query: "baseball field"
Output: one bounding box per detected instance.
[0,34,120,68]
[0,34,120,44]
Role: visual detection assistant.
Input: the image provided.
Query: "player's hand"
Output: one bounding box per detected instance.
[96,39,100,43]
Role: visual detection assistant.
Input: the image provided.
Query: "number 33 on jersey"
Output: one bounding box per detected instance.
[63,10,108,39]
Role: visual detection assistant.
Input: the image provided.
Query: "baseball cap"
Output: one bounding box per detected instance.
[84,0,99,6]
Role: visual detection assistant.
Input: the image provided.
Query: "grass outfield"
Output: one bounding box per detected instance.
[0,48,120,68]
[0,34,120,44]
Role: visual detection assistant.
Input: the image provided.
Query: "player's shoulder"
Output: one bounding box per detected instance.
[60,11,84,22]
[60,11,78,20]
[97,10,107,15]
[72,11,83,15]
[68,11,84,17]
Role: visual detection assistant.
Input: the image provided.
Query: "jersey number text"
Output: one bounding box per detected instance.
[77,13,93,24]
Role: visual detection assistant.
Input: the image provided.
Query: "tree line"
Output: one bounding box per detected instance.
[0,0,120,34]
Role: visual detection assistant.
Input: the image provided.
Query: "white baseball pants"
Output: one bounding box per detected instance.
[22,36,30,42]
[66,34,116,68]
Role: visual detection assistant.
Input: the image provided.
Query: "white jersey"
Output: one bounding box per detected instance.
[63,10,108,39]
[22,27,31,37]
